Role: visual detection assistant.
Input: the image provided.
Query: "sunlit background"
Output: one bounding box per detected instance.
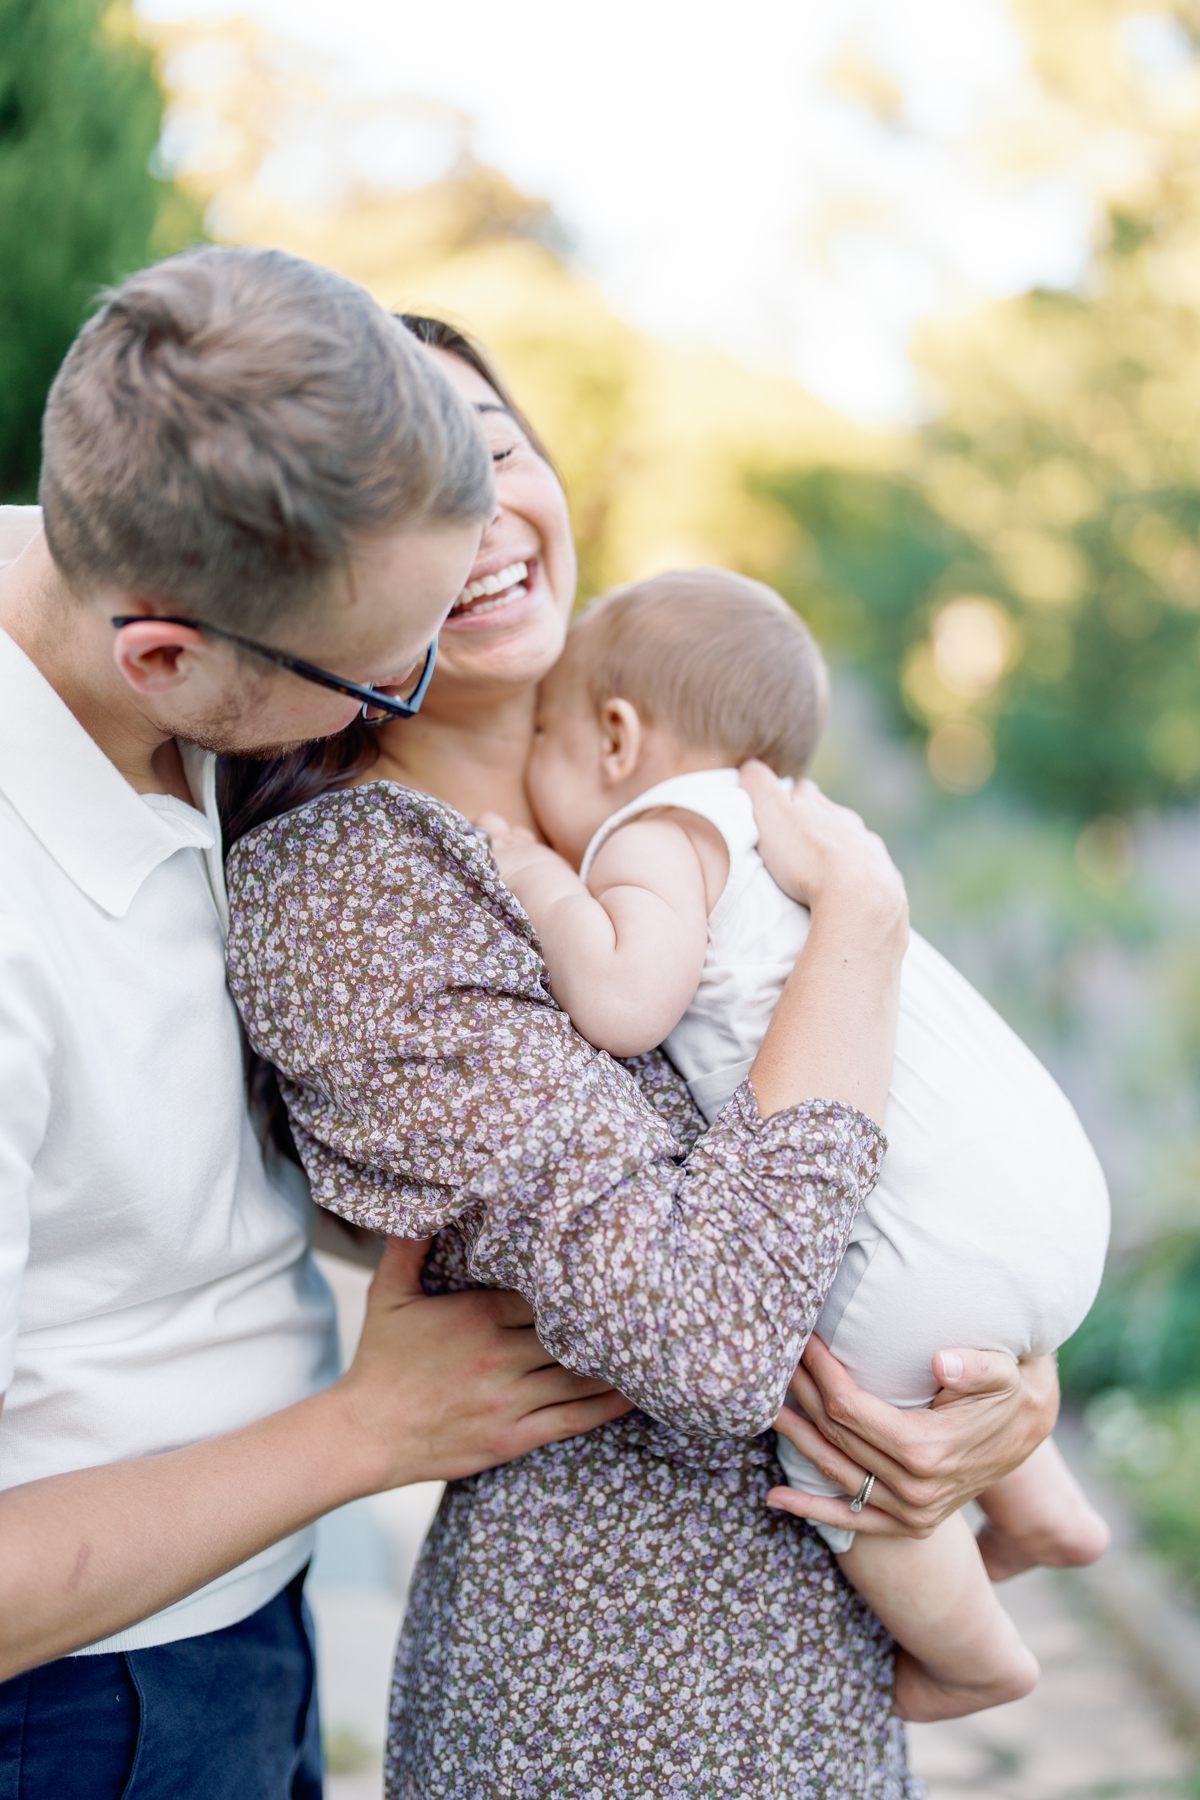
[4,0,1200,1790]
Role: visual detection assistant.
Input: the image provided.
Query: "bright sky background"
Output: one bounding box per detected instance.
[137,0,1102,424]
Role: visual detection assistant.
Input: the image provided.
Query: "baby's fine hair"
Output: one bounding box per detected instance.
[567,569,828,778]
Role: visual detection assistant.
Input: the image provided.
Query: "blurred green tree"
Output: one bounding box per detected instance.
[766,0,1200,821]
[0,0,203,499]
[1060,1230,1200,1398]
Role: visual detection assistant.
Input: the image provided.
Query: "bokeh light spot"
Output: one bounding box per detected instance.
[931,595,1018,698]
[926,717,995,793]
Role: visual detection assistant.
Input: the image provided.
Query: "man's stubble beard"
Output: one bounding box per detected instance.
[183,722,324,761]
[171,681,331,762]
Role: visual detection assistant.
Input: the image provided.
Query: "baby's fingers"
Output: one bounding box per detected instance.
[476,810,538,854]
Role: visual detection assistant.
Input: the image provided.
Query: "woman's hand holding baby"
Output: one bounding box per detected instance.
[741,763,908,1125]
[769,1336,1061,1538]
[740,761,907,928]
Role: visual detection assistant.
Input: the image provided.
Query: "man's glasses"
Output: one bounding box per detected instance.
[111,615,438,724]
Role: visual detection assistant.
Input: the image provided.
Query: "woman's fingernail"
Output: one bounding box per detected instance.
[940,1352,964,1381]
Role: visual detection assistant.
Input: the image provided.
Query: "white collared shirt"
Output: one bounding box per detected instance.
[0,626,338,1653]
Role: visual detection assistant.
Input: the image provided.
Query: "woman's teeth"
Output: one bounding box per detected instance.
[451,561,529,616]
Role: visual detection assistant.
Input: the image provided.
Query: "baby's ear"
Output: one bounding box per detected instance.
[600,697,644,785]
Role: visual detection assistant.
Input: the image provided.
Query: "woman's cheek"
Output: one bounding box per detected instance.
[530,470,577,617]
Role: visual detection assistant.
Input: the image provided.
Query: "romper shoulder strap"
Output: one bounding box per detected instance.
[578,768,758,883]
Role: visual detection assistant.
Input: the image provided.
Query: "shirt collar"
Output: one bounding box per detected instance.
[0,628,218,920]
[180,739,230,933]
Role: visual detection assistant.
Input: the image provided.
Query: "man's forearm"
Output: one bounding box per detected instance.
[0,1382,386,1680]
[0,1242,630,1680]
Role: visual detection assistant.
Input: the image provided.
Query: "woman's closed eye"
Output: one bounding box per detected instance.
[479,415,530,467]
[488,430,529,466]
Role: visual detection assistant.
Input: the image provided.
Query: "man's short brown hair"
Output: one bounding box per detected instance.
[566,569,828,777]
[40,246,492,632]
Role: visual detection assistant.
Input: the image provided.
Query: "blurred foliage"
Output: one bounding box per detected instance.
[1061,1231,1200,1395]
[1082,1386,1200,1604]
[0,0,204,499]
[1060,1226,1200,1599]
[154,1,1200,824]
[767,0,1200,819]
[145,16,883,606]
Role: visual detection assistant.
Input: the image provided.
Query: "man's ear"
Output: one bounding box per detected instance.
[599,697,644,788]
[112,619,207,696]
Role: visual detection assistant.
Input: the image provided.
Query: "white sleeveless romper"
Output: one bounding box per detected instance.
[581,769,1110,1548]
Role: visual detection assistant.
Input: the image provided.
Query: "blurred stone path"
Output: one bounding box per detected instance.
[313,1256,1197,1799]
[907,1564,1196,1799]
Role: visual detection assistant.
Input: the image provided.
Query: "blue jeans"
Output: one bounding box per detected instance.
[0,1567,322,1799]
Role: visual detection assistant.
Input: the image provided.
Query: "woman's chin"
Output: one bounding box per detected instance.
[439,588,567,687]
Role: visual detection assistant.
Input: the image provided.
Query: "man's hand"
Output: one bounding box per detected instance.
[0,1239,629,1680]
[340,1237,632,1489]
[768,1335,1059,1538]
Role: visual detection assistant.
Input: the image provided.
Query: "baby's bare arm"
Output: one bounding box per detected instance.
[479,814,709,1057]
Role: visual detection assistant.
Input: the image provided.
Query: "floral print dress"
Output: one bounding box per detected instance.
[225,783,923,1800]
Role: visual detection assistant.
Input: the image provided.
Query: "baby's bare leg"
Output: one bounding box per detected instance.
[975,1436,1111,1581]
[839,1511,1039,1722]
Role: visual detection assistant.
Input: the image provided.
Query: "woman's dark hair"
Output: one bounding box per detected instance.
[217,726,379,849]
[218,312,552,850]
[401,314,558,472]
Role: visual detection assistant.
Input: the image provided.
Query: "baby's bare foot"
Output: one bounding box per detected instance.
[976,1440,1112,1582]
[977,1501,1110,1582]
[892,1644,1040,1723]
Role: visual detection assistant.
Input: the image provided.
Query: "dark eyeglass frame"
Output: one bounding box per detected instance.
[111,615,437,724]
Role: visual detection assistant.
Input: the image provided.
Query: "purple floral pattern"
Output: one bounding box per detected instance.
[225,782,920,1798]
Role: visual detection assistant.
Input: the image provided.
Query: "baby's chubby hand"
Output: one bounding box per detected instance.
[475,812,573,893]
[476,810,537,857]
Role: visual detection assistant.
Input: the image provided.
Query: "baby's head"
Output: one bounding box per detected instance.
[527,568,828,864]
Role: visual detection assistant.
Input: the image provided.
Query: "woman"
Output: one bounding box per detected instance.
[222,319,1056,1797]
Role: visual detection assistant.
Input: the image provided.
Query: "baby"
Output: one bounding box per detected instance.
[482,568,1112,1723]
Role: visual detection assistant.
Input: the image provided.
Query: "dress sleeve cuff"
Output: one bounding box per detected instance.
[723,1079,887,1201]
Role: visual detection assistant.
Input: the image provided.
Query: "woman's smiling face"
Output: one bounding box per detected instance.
[426,347,577,697]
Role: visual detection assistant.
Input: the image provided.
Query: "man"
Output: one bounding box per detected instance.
[0,246,626,1798]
